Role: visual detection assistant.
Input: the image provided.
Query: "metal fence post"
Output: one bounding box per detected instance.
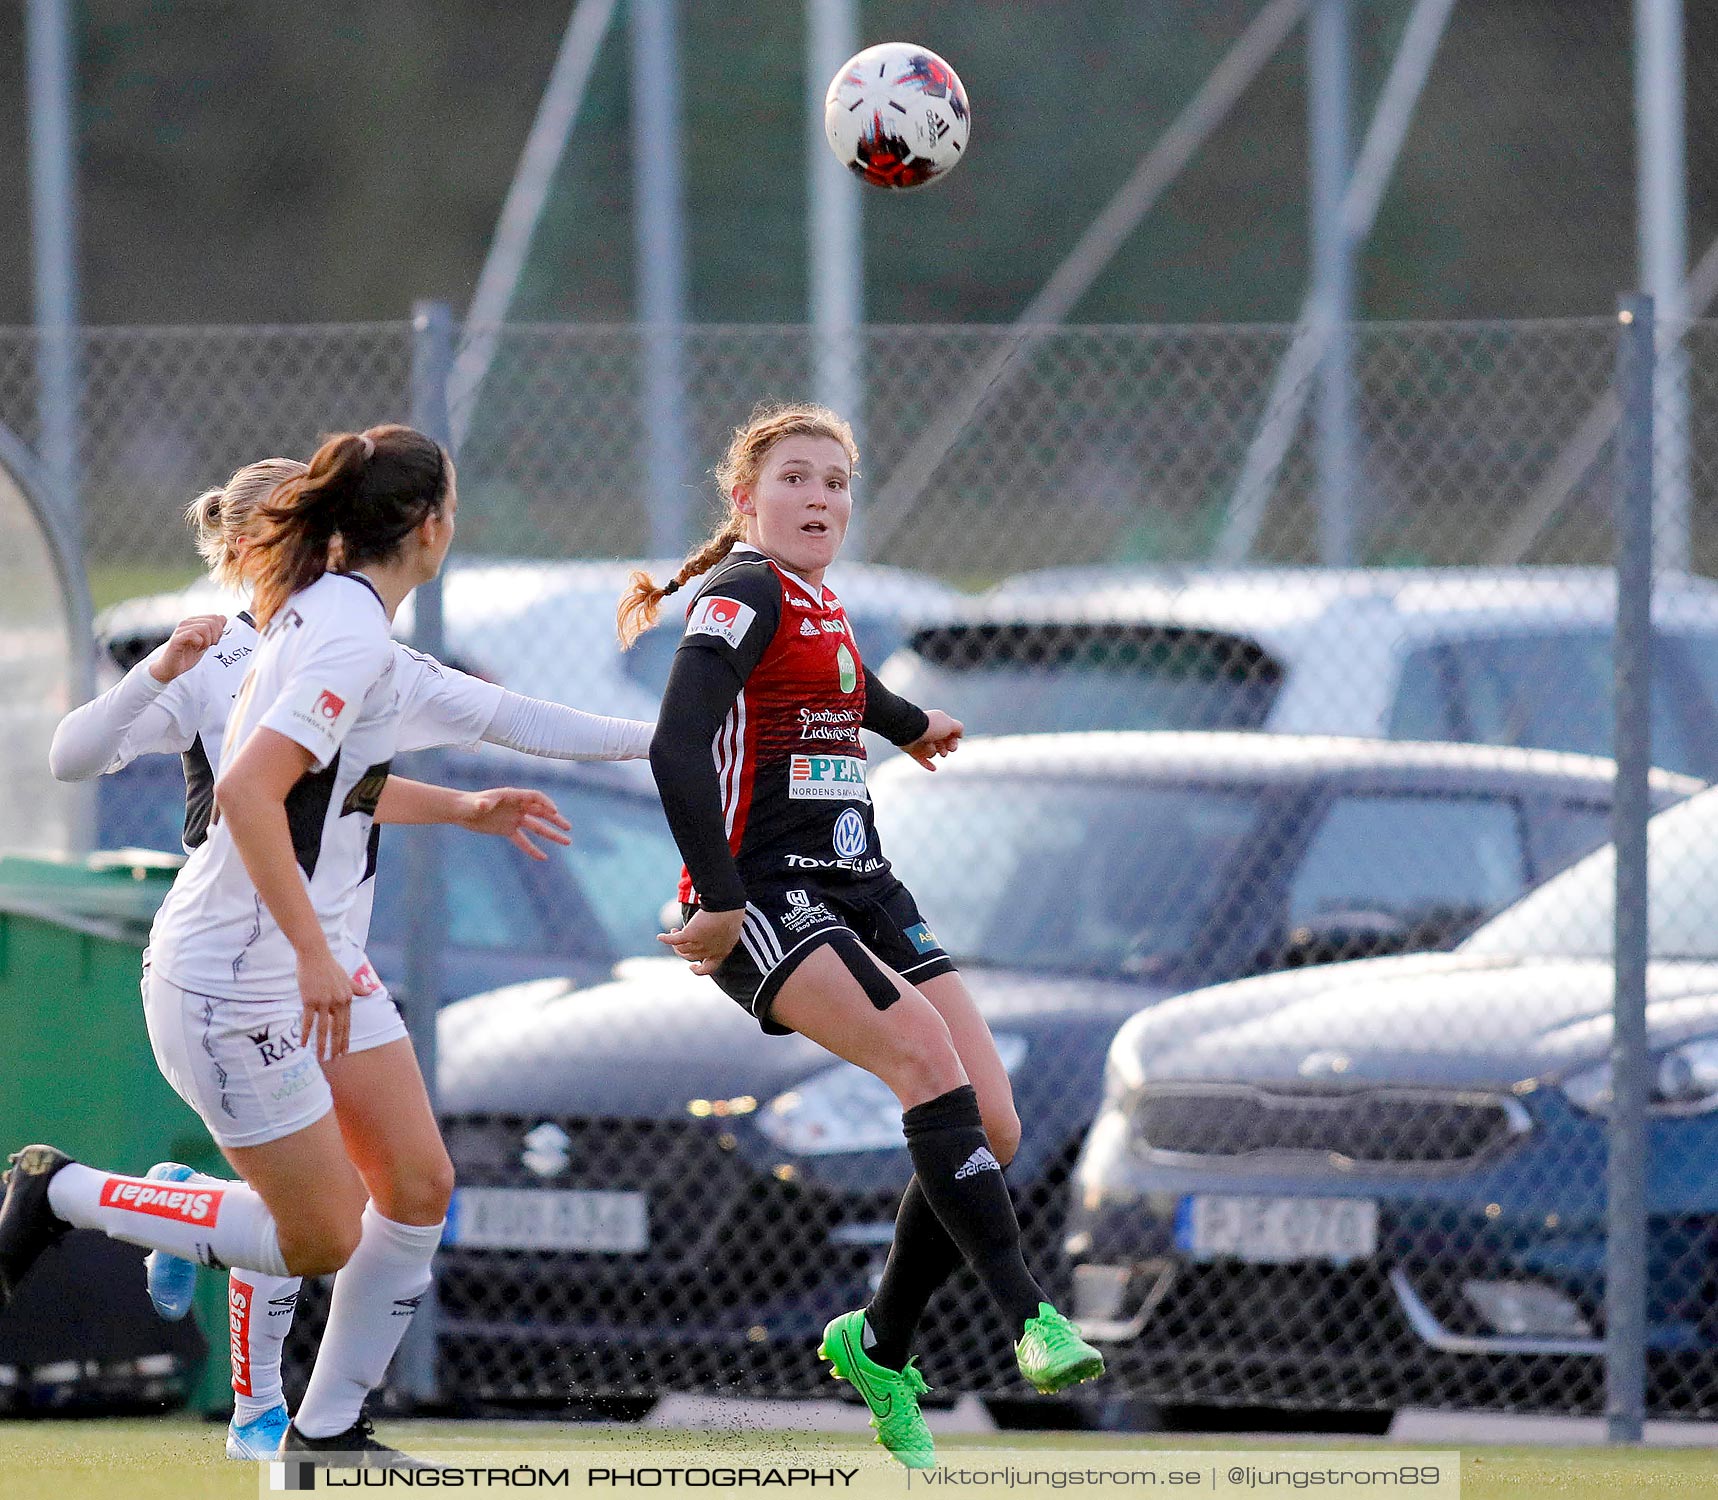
[396,299,455,1408]
[1607,292,1654,1444]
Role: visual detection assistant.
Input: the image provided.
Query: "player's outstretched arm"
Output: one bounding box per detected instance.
[481,691,655,761]
[48,613,224,780]
[375,776,572,861]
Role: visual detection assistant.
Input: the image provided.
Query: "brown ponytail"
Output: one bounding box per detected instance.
[616,400,858,648]
[249,424,449,628]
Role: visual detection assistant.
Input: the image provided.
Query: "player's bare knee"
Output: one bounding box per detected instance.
[370,1151,455,1225]
[282,1216,360,1278]
[882,1005,965,1103]
[985,1106,1023,1165]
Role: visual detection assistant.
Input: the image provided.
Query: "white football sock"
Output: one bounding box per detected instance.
[229,1271,302,1423]
[46,1163,288,1277]
[292,1205,443,1439]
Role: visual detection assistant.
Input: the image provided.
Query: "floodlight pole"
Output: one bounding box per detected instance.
[1216,0,1456,564]
[1635,0,1692,573]
[449,0,620,451]
[26,0,80,533]
[806,0,864,541]
[1308,0,1358,565]
[630,0,695,554]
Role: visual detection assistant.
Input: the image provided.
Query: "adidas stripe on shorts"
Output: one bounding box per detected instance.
[688,874,956,1035]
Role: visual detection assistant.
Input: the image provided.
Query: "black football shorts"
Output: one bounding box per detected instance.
[684,875,956,1035]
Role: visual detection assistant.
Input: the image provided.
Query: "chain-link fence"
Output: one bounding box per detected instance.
[7,308,1718,1431]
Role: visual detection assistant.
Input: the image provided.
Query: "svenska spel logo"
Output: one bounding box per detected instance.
[687,595,757,648]
[312,688,345,722]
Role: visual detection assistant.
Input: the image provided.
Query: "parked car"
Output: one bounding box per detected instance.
[95,557,964,721]
[425,732,1692,1418]
[1067,783,1718,1431]
[877,566,1718,779]
[97,749,679,1004]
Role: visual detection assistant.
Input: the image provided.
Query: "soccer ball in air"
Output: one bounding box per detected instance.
[823,42,970,191]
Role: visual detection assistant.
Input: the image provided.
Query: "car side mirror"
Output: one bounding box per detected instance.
[1277,909,1414,969]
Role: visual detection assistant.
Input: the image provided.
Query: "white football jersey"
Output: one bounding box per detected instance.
[109,598,504,975]
[149,572,403,1000]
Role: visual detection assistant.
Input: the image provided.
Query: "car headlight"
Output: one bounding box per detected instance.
[1561,1037,1718,1117]
[757,1034,1029,1155]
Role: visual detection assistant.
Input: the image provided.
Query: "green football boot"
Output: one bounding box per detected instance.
[818,1310,935,1470]
[1015,1302,1106,1394]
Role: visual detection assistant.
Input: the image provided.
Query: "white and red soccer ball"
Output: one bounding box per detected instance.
[823,42,970,191]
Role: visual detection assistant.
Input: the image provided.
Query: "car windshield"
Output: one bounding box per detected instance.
[876,774,1265,979]
[1463,789,1718,961]
[883,625,1282,735]
[548,781,683,957]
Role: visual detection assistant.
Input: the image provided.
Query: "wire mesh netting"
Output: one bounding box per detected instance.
[8,314,1718,1428]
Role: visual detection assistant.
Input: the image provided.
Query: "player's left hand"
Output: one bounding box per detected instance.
[459,787,572,860]
[660,906,746,975]
[900,709,964,771]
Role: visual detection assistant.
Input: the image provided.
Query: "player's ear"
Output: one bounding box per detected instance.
[732,486,755,517]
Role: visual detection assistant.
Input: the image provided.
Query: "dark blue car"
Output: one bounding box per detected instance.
[1069,785,1718,1430]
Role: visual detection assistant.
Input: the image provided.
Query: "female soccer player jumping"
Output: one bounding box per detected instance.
[0,426,472,1466]
[47,455,653,1459]
[620,403,1103,1470]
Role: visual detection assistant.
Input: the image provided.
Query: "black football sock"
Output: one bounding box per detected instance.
[898,1084,1044,1331]
[863,1175,964,1371]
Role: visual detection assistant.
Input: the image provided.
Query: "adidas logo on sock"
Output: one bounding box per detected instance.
[954,1147,1001,1181]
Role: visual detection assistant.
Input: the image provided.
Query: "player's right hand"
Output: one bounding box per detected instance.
[150,614,228,684]
[297,944,357,1061]
[659,906,747,976]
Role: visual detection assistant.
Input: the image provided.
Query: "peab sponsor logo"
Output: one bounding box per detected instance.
[789,754,868,801]
[100,1177,222,1226]
[686,595,757,648]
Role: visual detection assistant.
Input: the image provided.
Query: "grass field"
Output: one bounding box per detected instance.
[3,1418,1718,1499]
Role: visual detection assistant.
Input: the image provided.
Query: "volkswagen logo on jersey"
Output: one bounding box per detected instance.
[833,808,868,860]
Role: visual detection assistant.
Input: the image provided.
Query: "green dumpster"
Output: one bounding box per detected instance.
[0,849,232,1415]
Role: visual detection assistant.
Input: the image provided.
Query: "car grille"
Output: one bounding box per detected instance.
[1132,1084,1529,1168]
[435,1113,864,1330]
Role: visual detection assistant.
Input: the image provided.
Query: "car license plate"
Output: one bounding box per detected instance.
[1176,1194,1377,1265]
[447,1188,648,1253]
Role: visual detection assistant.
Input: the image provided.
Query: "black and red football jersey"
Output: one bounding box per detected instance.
[670,545,889,904]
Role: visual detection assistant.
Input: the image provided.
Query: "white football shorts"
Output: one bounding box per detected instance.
[142,966,408,1149]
